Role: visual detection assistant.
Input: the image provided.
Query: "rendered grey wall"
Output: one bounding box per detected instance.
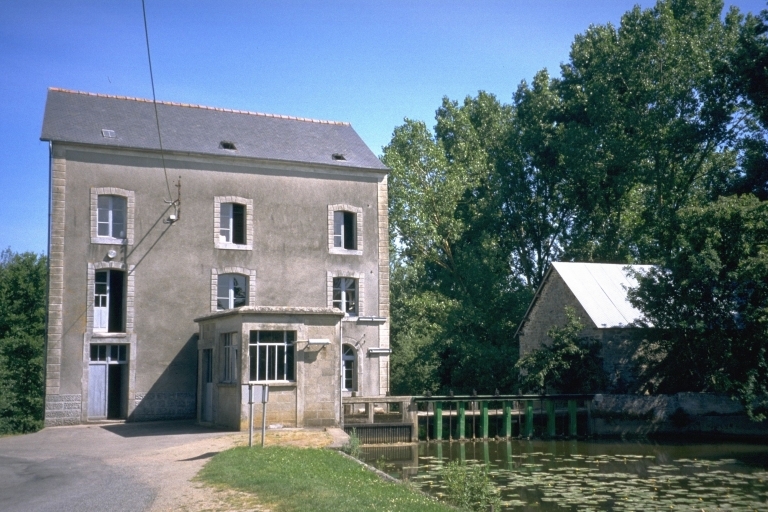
[46,143,387,425]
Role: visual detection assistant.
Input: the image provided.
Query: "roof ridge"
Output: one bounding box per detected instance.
[47,87,350,127]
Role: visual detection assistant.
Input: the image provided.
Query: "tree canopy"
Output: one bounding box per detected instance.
[0,249,47,433]
[385,0,768,405]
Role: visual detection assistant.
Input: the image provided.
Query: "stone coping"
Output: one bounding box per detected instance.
[195,305,345,322]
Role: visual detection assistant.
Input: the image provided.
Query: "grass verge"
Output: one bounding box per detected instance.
[198,446,452,512]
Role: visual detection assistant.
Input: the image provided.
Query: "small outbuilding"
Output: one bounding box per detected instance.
[517,262,653,391]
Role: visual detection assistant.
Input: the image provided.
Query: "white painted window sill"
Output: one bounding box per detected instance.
[329,248,363,256]
[91,237,129,246]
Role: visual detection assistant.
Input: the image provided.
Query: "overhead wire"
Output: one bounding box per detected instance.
[141,0,174,203]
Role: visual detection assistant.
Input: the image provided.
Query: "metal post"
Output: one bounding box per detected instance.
[458,401,466,440]
[546,400,556,438]
[524,400,534,438]
[472,401,476,439]
[434,401,443,441]
[568,399,577,437]
[503,401,512,438]
[481,401,489,439]
[261,399,267,447]
[249,400,254,447]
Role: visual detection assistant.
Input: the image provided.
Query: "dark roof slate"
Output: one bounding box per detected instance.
[40,88,387,171]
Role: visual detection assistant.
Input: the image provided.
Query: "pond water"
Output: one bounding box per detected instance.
[359,439,768,511]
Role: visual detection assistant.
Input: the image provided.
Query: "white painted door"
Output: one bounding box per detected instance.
[88,363,108,418]
[94,271,109,331]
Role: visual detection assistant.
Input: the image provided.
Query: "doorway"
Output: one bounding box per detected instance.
[201,349,213,423]
[88,344,128,419]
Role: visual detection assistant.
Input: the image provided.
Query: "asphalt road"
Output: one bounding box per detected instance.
[0,421,234,512]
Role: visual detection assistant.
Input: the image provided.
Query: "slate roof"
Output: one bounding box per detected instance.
[40,88,388,171]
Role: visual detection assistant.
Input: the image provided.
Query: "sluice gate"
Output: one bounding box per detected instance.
[343,394,596,444]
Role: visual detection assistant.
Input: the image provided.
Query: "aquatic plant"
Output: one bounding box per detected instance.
[441,460,502,511]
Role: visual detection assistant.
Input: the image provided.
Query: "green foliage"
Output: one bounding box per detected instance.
[628,196,768,419]
[341,428,362,458]
[198,446,451,512]
[515,307,608,393]
[0,249,47,434]
[385,0,768,405]
[384,94,531,396]
[441,461,502,512]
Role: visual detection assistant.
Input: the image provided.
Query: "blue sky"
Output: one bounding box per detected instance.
[1,0,765,254]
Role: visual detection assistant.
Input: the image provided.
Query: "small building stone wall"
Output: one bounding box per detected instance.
[518,269,642,391]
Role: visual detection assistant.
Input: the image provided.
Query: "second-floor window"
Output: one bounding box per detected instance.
[220,203,246,245]
[217,274,248,310]
[97,195,127,239]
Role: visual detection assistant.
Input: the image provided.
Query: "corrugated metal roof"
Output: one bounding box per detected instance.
[552,262,653,328]
[40,88,388,171]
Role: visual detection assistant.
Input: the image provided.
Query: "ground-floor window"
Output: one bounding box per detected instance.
[220,332,238,383]
[249,330,295,382]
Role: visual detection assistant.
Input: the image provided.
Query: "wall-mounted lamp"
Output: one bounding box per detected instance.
[106,249,117,260]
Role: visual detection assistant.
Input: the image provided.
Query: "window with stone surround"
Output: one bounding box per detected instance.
[214,196,253,250]
[328,271,364,318]
[249,330,295,382]
[87,262,135,335]
[342,344,356,391]
[91,187,135,245]
[328,204,362,255]
[211,267,256,312]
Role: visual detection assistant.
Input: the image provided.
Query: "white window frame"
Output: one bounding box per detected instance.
[327,271,365,319]
[211,267,256,312]
[328,204,363,255]
[248,330,296,383]
[91,188,135,245]
[221,332,238,384]
[214,196,253,250]
[87,262,135,335]
[217,274,248,310]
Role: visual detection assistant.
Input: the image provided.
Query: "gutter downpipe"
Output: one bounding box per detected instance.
[339,319,343,429]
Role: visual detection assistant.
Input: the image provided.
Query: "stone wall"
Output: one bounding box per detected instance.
[591,393,768,438]
[130,392,196,421]
[44,394,81,426]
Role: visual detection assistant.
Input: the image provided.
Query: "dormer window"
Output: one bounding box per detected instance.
[332,153,346,161]
[219,141,237,150]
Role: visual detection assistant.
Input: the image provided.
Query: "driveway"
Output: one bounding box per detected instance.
[0,421,253,512]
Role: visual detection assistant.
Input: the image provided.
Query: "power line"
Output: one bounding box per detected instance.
[141,0,173,203]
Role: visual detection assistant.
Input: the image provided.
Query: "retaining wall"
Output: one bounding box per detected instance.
[591,393,768,439]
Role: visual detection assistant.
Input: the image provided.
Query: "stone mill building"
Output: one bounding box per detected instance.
[41,88,391,429]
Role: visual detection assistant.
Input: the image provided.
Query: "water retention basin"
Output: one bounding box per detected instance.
[360,439,768,511]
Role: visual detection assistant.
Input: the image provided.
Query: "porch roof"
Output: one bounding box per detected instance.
[194,306,345,323]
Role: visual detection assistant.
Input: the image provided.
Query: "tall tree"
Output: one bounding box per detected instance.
[0,249,47,433]
[555,0,743,262]
[628,196,768,419]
